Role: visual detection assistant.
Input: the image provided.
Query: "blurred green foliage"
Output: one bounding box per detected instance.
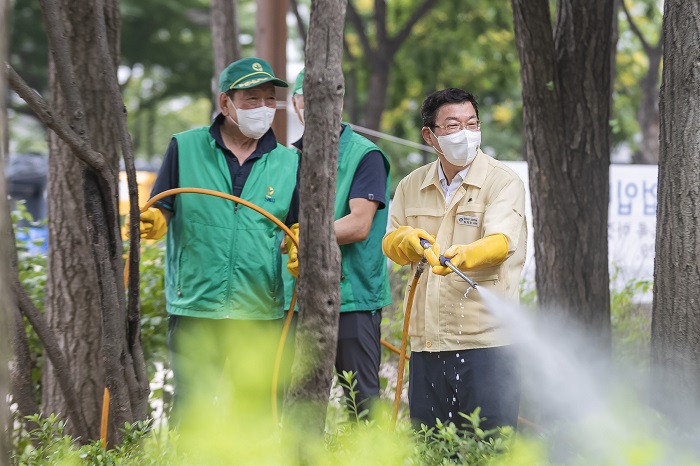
[12,407,514,465]
[12,203,47,408]
[610,272,652,373]
[14,403,700,465]
[612,0,663,158]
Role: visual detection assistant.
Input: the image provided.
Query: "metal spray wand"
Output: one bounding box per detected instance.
[420,239,478,289]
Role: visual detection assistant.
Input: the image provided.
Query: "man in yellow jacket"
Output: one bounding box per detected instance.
[383,88,527,431]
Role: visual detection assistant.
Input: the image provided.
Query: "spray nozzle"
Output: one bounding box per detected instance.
[420,239,477,289]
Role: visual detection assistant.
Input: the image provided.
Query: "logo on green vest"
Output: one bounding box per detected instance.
[265,186,276,203]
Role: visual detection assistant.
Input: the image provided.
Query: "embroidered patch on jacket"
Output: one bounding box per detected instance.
[456,214,480,227]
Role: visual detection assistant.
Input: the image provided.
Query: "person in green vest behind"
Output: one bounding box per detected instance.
[135,57,300,426]
[283,67,391,416]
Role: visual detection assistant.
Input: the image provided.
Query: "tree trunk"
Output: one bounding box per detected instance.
[1,0,12,459]
[511,0,613,351]
[0,168,10,464]
[42,0,148,442]
[255,0,288,144]
[636,47,662,164]
[651,0,700,427]
[210,0,241,111]
[363,57,389,131]
[284,0,346,434]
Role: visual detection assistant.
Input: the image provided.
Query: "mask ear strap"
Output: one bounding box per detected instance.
[224,97,240,128]
[427,127,444,157]
[227,112,240,129]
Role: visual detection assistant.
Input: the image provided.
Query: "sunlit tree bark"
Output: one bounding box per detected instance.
[38,0,147,442]
[651,0,700,427]
[284,0,346,434]
[1,0,12,460]
[511,0,614,351]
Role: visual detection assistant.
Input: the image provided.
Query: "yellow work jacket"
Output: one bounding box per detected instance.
[386,151,527,352]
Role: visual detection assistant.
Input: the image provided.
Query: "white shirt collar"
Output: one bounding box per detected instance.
[438,162,470,204]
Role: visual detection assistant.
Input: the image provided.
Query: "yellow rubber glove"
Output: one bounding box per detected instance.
[285,223,300,278]
[423,242,442,269]
[431,233,509,276]
[382,226,436,266]
[127,207,167,240]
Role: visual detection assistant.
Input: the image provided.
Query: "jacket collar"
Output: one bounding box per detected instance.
[419,150,488,191]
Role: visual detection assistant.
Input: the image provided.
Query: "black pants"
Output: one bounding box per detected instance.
[167,315,283,426]
[284,310,382,415]
[408,346,520,431]
[336,310,382,412]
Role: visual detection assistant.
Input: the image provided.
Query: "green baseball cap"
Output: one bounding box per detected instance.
[218,57,288,93]
[292,67,305,95]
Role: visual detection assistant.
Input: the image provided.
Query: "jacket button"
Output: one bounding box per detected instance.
[426,341,432,348]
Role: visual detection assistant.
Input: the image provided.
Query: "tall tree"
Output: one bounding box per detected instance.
[34,0,147,442]
[211,0,241,108]
[1,0,12,460]
[651,0,700,426]
[621,0,662,164]
[285,0,346,434]
[345,0,439,130]
[510,1,614,349]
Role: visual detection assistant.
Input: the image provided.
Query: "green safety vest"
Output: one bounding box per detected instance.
[165,127,299,320]
[283,124,392,312]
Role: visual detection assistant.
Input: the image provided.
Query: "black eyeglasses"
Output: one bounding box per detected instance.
[433,121,481,134]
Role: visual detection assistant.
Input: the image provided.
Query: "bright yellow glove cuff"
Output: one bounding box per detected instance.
[431,234,509,275]
[382,226,435,266]
[135,207,168,240]
[285,223,300,278]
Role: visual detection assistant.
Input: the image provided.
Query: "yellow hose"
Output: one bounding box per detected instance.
[391,262,425,429]
[100,387,110,448]
[271,289,296,428]
[381,339,409,360]
[141,188,298,241]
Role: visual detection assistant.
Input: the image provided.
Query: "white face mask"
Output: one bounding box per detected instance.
[228,100,276,139]
[430,128,481,167]
[298,109,304,126]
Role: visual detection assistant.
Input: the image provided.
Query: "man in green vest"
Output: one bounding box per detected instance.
[283,67,391,415]
[136,57,300,424]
